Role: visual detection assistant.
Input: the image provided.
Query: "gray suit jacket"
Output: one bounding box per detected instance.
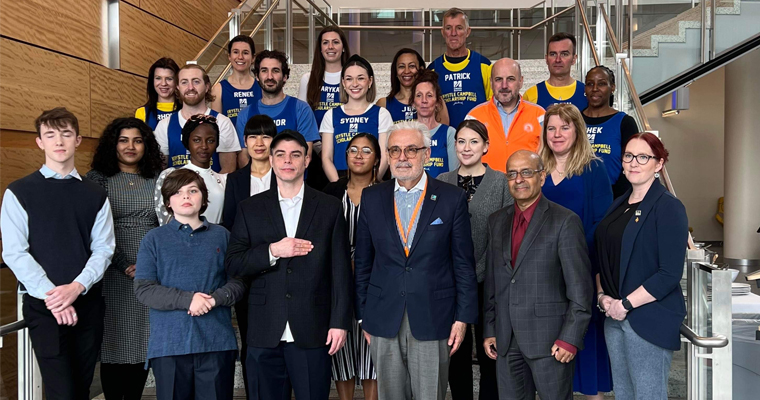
[437,166,513,282]
[483,195,592,359]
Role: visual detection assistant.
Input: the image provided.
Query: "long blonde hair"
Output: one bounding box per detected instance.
[539,104,598,178]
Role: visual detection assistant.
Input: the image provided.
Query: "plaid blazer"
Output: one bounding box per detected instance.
[483,195,593,359]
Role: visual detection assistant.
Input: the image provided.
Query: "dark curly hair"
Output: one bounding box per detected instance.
[90,117,163,178]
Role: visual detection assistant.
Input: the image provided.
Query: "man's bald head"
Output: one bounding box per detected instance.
[491,58,524,109]
[507,150,544,171]
[506,150,545,209]
[492,58,522,79]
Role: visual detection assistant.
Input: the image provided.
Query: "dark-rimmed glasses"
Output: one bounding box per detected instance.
[505,169,544,181]
[622,153,658,165]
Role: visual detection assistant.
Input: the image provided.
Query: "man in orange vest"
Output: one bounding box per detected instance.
[466,58,545,173]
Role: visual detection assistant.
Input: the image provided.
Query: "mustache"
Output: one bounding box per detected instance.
[394,161,413,168]
[183,90,198,96]
[264,79,278,85]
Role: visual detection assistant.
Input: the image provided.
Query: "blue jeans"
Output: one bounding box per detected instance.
[604,318,673,400]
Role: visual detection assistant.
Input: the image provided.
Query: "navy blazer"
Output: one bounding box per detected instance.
[221,163,277,230]
[601,180,688,350]
[354,175,478,341]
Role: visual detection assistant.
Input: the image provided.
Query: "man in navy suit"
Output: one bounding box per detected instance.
[355,121,478,400]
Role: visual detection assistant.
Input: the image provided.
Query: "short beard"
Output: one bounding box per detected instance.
[181,92,206,107]
[261,80,285,95]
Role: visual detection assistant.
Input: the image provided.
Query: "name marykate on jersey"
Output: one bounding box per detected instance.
[339,116,370,124]
[445,73,471,81]
[322,85,340,93]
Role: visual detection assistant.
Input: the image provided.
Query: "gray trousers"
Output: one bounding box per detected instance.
[604,318,674,400]
[369,311,450,400]
[496,332,573,400]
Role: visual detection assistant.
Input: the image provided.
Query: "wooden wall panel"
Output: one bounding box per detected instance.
[119,2,207,76]
[139,0,214,41]
[0,39,91,136]
[0,130,99,194]
[212,0,242,35]
[90,65,147,137]
[0,0,104,64]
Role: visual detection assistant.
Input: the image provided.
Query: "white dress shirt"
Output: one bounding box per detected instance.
[250,168,273,196]
[267,182,305,342]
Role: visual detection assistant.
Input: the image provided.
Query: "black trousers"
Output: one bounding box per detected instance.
[246,342,332,400]
[151,350,237,400]
[235,292,251,399]
[448,282,498,400]
[495,333,573,400]
[100,362,149,400]
[22,290,104,400]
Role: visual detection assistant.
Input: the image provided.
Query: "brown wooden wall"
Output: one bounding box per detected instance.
[0,0,239,395]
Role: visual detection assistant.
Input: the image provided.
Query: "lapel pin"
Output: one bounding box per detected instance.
[635,210,642,216]
[431,195,437,201]
[635,217,639,223]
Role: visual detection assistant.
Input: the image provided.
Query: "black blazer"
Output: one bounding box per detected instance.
[225,184,353,349]
[600,180,688,351]
[483,195,593,359]
[221,163,277,230]
[354,175,478,341]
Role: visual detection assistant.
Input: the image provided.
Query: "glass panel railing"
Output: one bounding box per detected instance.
[193,0,267,84]
[609,0,760,94]
[337,8,426,63]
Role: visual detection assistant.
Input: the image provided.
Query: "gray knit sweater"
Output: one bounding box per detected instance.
[438,166,514,282]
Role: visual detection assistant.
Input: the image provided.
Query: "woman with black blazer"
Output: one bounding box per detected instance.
[221,115,278,230]
[437,120,513,400]
[594,132,688,400]
[220,114,277,397]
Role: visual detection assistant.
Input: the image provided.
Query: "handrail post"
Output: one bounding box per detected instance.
[701,0,707,63]
[308,3,315,64]
[285,0,293,61]
[517,8,522,60]
[709,0,716,60]
[510,9,514,59]
[229,8,242,39]
[628,0,633,75]
[265,0,273,50]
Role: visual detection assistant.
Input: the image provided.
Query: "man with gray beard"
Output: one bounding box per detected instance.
[354,121,478,400]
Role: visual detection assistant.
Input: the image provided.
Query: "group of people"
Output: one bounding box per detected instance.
[0,7,690,400]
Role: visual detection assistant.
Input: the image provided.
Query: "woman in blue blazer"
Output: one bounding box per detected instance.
[539,104,613,399]
[595,132,688,400]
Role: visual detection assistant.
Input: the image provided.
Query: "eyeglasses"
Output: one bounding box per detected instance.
[622,153,658,165]
[505,168,544,181]
[388,146,427,159]
[347,146,374,156]
[190,114,217,124]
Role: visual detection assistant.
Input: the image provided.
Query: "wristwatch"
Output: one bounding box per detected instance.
[622,298,634,311]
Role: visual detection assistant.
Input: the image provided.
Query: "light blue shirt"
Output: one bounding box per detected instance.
[393,173,428,249]
[0,165,115,299]
[495,96,521,139]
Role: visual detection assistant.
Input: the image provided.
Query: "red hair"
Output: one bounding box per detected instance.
[624,132,669,165]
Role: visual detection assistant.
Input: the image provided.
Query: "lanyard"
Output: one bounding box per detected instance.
[393,185,427,257]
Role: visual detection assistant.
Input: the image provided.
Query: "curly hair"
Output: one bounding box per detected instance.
[90,117,164,178]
